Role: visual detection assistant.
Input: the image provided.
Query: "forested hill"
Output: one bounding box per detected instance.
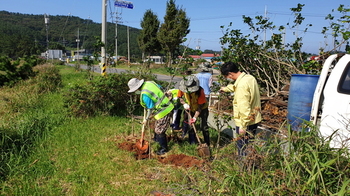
[0,11,142,59]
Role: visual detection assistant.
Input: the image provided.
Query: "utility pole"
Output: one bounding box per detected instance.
[115,9,121,61]
[44,14,50,60]
[114,0,134,65]
[76,28,80,70]
[101,0,107,76]
[115,15,118,60]
[127,26,130,66]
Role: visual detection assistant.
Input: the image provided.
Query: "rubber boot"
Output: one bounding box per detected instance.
[188,129,197,144]
[203,130,210,147]
[156,133,168,155]
[182,122,189,139]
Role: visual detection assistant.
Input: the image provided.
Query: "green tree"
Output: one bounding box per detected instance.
[158,0,190,67]
[322,4,350,54]
[220,4,317,97]
[138,9,161,68]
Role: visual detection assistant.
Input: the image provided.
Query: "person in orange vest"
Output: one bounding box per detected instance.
[177,75,210,146]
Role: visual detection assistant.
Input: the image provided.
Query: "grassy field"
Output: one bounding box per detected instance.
[1,64,350,195]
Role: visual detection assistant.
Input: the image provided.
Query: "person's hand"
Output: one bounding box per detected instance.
[239,128,246,135]
[142,119,147,124]
[219,87,226,93]
[189,117,196,125]
[183,103,190,110]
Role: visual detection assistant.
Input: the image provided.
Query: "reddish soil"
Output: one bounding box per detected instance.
[116,136,205,169]
[158,154,204,168]
[117,140,150,160]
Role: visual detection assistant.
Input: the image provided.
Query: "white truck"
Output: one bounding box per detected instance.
[310,53,350,149]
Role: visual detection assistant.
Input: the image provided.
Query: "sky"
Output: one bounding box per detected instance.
[1,0,348,54]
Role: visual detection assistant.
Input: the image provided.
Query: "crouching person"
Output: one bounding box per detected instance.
[127,78,174,155]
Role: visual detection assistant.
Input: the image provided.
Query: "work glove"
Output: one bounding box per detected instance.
[189,117,196,125]
[183,103,190,110]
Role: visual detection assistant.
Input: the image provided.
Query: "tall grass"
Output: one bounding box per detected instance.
[212,125,350,195]
[1,64,349,195]
[0,64,63,181]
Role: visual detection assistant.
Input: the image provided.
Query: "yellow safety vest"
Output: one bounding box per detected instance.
[140,81,174,120]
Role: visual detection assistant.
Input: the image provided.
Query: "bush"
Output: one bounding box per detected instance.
[33,64,62,93]
[0,55,43,87]
[63,71,168,117]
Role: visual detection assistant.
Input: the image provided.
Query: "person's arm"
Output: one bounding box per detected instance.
[220,84,234,92]
[178,91,190,110]
[142,94,155,120]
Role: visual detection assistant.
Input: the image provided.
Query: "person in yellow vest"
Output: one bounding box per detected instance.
[177,75,210,146]
[127,78,174,155]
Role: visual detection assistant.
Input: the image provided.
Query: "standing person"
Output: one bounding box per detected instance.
[196,62,213,100]
[220,62,262,156]
[127,78,174,155]
[178,75,210,146]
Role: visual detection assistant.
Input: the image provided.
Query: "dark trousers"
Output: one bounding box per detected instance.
[184,108,210,146]
[236,124,258,156]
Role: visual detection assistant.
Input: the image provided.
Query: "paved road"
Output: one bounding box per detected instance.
[68,64,183,88]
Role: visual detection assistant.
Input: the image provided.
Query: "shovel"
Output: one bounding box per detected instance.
[185,110,211,158]
[135,109,149,152]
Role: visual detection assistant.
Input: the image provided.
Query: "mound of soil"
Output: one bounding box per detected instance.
[117,141,150,160]
[117,138,205,169]
[158,154,204,168]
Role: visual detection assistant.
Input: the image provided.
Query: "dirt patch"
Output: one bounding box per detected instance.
[116,136,206,169]
[158,154,204,168]
[117,141,150,160]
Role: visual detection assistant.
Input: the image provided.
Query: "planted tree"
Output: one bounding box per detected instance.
[158,0,190,67]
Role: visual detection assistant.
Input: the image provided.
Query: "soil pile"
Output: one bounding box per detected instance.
[116,137,206,169]
[158,154,204,168]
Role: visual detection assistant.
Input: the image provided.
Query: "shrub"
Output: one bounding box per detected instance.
[33,64,62,93]
[63,71,168,117]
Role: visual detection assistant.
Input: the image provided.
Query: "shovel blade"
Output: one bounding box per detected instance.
[197,143,210,158]
[135,139,149,152]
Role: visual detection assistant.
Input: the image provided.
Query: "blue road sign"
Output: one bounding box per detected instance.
[114,1,133,9]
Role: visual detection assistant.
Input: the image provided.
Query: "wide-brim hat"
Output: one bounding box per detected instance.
[127,78,144,93]
[201,67,211,72]
[199,62,211,72]
[179,75,199,93]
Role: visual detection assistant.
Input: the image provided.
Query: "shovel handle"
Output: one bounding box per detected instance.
[140,108,147,146]
[140,123,146,146]
[185,110,202,145]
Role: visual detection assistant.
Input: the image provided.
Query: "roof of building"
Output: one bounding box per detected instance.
[201,53,220,57]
